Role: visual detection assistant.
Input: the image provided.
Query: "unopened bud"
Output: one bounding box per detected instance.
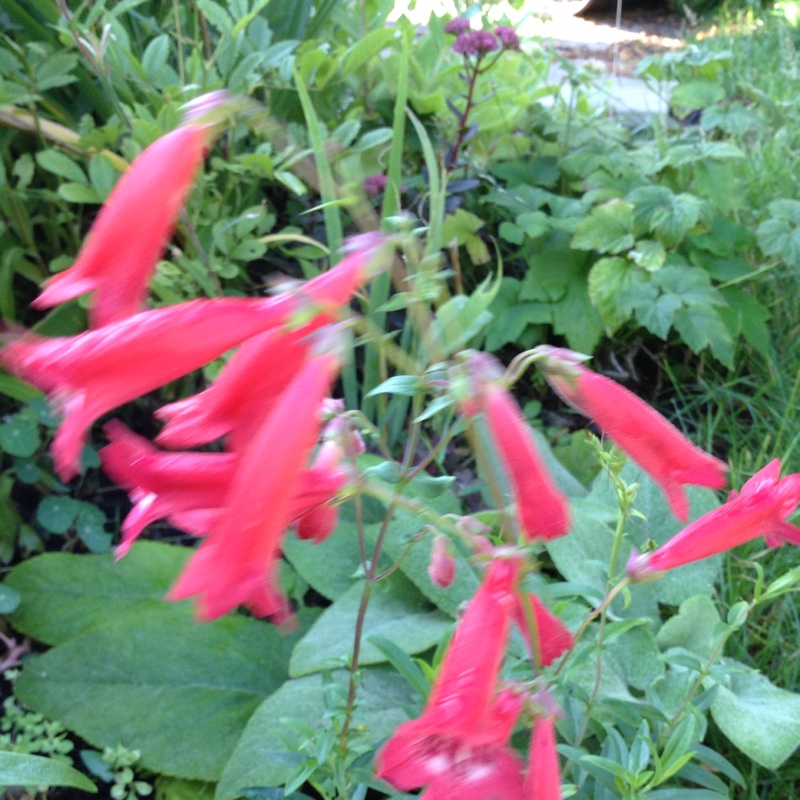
[428,534,456,588]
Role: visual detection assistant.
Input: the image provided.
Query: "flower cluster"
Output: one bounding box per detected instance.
[444,18,520,55]
[376,557,567,800]
[0,94,391,621]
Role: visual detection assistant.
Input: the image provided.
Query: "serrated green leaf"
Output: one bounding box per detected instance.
[196,0,233,32]
[587,257,644,334]
[673,305,733,366]
[571,200,634,254]
[631,239,666,272]
[442,209,489,264]
[0,752,96,792]
[636,293,682,339]
[650,193,702,248]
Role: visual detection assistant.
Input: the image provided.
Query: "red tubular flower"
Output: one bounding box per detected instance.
[536,347,727,522]
[2,296,297,479]
[629,459,800,577]
[375,558,525,800]
[524,715,561,800]
[100,420,236,556]
[2,233,389,480]
[513,593,574,668]
[154,327,313,451]
[166,345,342,621]
[482,385,571,542]
[33,124,210,328]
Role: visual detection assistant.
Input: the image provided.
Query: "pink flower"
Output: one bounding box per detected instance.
[494,26,520,51]
[33,124,210,328]
[453,30,499,56]
[629,459,800,577]
[524,715,561,800]
[375,558,525,800]
[535,347,727,522]
[427,534,456,588]
[166,345,343,621]
[513,593,573,668]
[444,17,471,35]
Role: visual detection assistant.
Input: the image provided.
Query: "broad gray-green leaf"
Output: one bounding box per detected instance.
[656,594,721,661]
[15,610,305,781]
[216,668,415,800]
[587,257,645,334]
[0,752,96,792]
[289,573,451,677]
[4,542,190,645]
[547,462,720,620]
[710,662,800,768]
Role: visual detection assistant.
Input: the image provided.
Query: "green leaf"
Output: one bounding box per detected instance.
[718,287,771,357]
[670,79,725,116]
[196,0,233,32]
[341,28,396,77]
[58,183,101,204]
[673,305,734,366]
[571,200,634,254]
[0,416,40,457]
[587,257,645,334]
[0,752,96,792]
[0,583,20,614]
[142,34,170,82]
[486,278,550,351]
[656,595,721,661]
[548,463,720,621]
[216,668,415,800]
[366,375,419,398]
[650,193,702,248]
[441,209,489,264]
[36,496,82,534]
[5,542,191,645]
[516,210,549,239]
[15,610,306,781]
[710,661,800,768]
[288,573,452,677]
[36,149,87,185]
[630,239,666,272]
[634,289,682,340]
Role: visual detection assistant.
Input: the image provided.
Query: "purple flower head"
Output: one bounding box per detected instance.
[444,17,471,36]
[363,173,388,198]
[452,30,499,56]
[494,26,520,51]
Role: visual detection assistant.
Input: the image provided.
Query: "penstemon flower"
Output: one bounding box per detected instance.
[535,346,728,522]
[459,353,571,543]
[376,558,525,800]
[33,122,212,328]
[2,233,389,479]
[524,714,561,800]
[513,593,574,668]
[628,459,800,577]
[166,338,344,621]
